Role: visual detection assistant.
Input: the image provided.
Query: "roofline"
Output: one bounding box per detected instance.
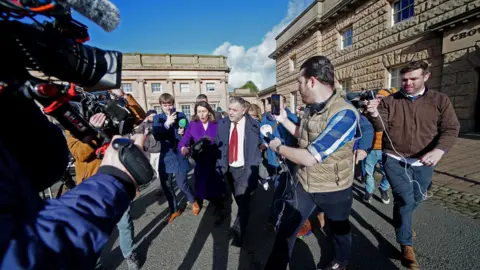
[427,7,480,31]
[258,84,277,95]
[274,0,324,41]
[123,52,227,59]
[270,0,359,59]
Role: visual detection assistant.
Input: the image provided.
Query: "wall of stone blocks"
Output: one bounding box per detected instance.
[441,47,480,132]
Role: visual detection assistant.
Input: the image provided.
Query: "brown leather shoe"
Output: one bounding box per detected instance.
[317,212,325,229]
[192,201,201,216]
[168,211,181,224]
[400,245,420,269]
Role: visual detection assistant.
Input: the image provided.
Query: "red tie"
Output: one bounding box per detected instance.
[229,122,238,164]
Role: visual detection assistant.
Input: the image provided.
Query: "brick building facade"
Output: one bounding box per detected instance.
[270,0,480,133]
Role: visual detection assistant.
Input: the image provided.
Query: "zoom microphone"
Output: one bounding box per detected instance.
[260,124,274,142]
[57,0,120,32]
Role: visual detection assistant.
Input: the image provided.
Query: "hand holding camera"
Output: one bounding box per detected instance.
[180,146,190,156]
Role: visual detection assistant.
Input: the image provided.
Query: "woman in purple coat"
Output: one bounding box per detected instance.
[178,101,225,216]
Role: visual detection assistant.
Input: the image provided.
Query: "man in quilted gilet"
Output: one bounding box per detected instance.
[265,56,359,270]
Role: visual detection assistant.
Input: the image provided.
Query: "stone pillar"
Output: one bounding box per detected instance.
[220,79,228,109]
[166,79,174,94]
[194,79,201,95]
[136,79,147,110]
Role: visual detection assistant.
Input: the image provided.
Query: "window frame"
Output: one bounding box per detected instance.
[121,83,133,93]
[180,83,190,93]
[181,104,192,119]
[392,0,415,25]
[151,83,162,93]
[206,82,216,92]
[340,27,353,50]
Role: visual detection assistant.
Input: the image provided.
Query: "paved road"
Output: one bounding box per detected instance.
[97,180,480,270]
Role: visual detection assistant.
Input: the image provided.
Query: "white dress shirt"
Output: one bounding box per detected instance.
[229,116,246,167]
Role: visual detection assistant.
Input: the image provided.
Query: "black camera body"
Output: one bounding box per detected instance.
[347,89,379,109]
[71,91,135,137]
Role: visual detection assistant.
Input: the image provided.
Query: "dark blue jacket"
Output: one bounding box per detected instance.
[152,112,191,174]
[0,96,130,269]
[354,114,374,152]
[260,109,298,167]
[215,114,262,181]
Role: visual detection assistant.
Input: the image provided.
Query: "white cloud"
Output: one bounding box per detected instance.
[212,0,308,91]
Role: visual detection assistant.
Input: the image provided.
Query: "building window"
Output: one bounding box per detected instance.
[180,83,190,93]
[181,104,192,119]
[206,83,216,92]
[151,83,162,93]
[210,103,217,111]
[341,27,353,49]
[389,67,403,91]
[153,105,162,112]
[121,83,132,93]
[340,79,353,92]
[290,92,297,112]
[289,56,296,72]
[392,0,414,25]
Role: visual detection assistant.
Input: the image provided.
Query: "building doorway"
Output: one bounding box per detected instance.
[475,68,480,133]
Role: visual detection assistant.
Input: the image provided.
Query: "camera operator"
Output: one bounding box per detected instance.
[366,60,460,269]
[110,89,146,125]
[265,56,359,270]
[66,112,140,269]
[0,91,141,269]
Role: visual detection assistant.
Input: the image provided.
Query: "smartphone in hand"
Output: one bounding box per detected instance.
[271,94,281,116]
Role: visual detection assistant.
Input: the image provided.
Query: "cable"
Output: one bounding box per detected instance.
[372,94,432,200]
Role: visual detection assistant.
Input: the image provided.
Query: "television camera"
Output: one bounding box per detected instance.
[0,0,124,146]
[0,0,154,188]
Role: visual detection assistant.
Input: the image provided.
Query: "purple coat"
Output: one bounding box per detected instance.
[178,120,224,200]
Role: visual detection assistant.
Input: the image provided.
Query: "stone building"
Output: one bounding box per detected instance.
[121,53,230,119]
[270,0,480,133]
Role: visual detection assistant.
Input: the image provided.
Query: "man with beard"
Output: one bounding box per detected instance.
[265,56,358,270]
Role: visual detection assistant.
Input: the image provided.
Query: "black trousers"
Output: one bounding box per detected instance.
[226,165,256,243]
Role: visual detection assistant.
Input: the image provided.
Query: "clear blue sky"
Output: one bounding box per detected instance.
[75,0,293,55]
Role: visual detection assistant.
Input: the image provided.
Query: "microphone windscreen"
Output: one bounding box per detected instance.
[179,119,187,128]
[58,0,120,32]
[260,124,273,138]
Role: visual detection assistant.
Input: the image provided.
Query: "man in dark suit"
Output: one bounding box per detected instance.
[215,96,261,247]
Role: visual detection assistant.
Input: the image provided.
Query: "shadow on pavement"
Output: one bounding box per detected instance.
[352,182,394,226]
[96,187,171,270]
[176,198,232,270]
[236,184,276,270]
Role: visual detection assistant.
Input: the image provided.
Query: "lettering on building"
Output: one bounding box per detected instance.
[450,27,480,42]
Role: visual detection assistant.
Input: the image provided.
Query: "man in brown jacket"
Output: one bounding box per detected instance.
[367,60,460,269]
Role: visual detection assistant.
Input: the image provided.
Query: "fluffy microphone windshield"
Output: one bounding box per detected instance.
[57,0,120,32]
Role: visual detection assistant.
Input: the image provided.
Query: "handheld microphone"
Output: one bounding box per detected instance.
[57,0,120,32]
[179,118,187,128]
[260,124,274,142]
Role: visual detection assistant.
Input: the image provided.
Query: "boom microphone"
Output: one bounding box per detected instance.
[57,0,120,32]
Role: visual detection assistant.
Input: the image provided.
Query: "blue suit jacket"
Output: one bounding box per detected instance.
[215,114,262,178]
[354,114,374,152]
[152,112,191,174]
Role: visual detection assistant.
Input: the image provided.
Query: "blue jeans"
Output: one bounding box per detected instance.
[383,155,433,246]
[117,206,134,258]
[265,184,353,269]
[365,150,390,193]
